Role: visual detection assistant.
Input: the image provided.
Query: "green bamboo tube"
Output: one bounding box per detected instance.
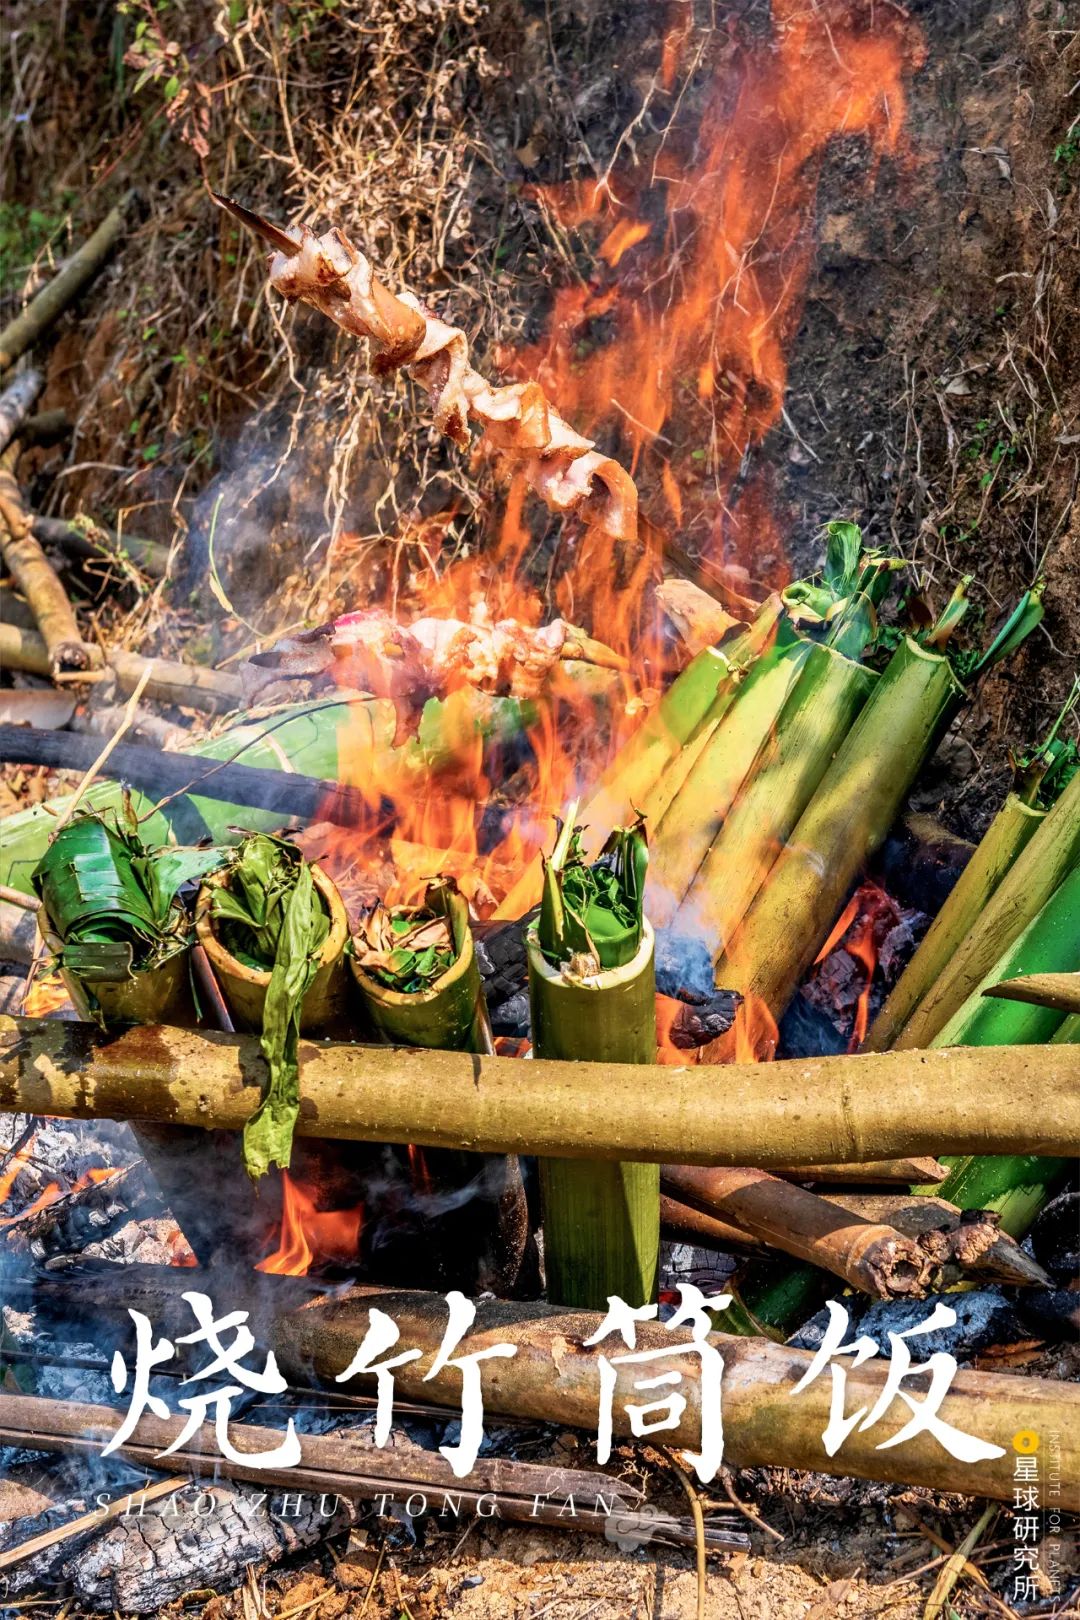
[67,950,194,1028]
[527,919,659,1309]
[349,883,493,1054]
[647,634,816,928]
[866,792,1046,1052]
[195,863,349,1032]
[716,638,965,1018]
[678,643,876,951]
[895,767,1080,1051]
[912,864,1080,1234]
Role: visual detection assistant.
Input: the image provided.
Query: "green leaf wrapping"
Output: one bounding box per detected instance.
[538,811,647,972]
[212,835,330,1179]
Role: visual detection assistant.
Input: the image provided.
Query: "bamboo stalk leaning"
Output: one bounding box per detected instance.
[0,446,92,673]
[868,687,1078,1051]
[715,583,1044,1018]
[0,197,132,373]
[527,808,658,1309]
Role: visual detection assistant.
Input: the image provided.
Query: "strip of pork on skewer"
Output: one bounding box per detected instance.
[213,197,638,546]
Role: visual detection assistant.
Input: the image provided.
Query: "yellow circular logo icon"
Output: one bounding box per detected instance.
[1013,1430,1040,1454]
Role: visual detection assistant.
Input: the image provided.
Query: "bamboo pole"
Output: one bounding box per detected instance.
[0,447,92,672]
[661,1165,937,1298]
[7,1268,1074,1503]
[0,369,44,454]
[820,1193,1051,1288]
[0,199,131,373]
[2,1014,1077,1164]
[866,791,1046,1052]
[894,768,1080,1050]
[0,624,240,711]
[984,970,1080,1015]
[32,515,170,580]
[771,1158,948,1184]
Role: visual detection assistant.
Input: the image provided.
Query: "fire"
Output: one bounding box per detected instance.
[315,2,921,972]
[0,1164,122,1230]
[256,1171,363,1276]
[0,1131,37,1206]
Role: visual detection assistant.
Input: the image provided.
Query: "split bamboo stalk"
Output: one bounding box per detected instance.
[715,637,965,1019]
[2,1014,1077,1164]
[0,198,131,373]
[0,369,44,454]
[7,1268,1073,1503]
[0,624,240,711]
[866,791,1045,1051]
[661,1165,938,1298]
[0,446,92,672]
[893,767,1080,1050]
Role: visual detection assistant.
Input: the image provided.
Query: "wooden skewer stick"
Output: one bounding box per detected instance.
[1,1013,1077,1166]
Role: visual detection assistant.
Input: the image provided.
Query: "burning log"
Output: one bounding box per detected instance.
[216,196,638,544]
[12,1266,1074,1504]
[0,1393,742,1559]
[0,623,242,712]
[2,1014,1077,1165]
[661,1165,938,1299]
[527,814,658,1307]
[716,585,1044,1020]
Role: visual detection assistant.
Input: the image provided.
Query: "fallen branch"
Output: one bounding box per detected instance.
[2,1014,1077,1165]
[0,629,241,712]
[7,1268,1075,1503]
[0,448,92,672]
[0,370,45,455]
[32,515,169,580]
[661,1165,938,1299]
[0,199,132,374]
[0,725,370,825]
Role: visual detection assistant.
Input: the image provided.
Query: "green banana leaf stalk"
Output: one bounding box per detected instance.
[211,833,331,1180]
[529,806,658,1309]
[31,811,223,1020]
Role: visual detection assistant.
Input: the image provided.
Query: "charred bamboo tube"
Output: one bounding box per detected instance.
[3,1015,1077,1164]
[716,637,964,1018]
[0,199,131,373]
[661,1165,938,1298]
[866,791,1046,1051]
[0,448,92,673]
[894,768,1080,1050]
[678,643,876,949]
[349,881,493,1053]
[527,920,659,1308]
[821,1193,1052,1288]
[660,1193,764,1253]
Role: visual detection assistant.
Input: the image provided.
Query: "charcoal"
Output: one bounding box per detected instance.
[1027,1188,1080,1284]
[791,1290,1029,1360]
[876,816,972,917]
[778,991,848,1059]
[1014,1288,1080,1343]
[655,930,714,999]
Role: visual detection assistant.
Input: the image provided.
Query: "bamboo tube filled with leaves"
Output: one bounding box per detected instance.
[715,581,1045,1019]
[868,683,1079,1052]
[527,808,658,1309]
[32,811,223,1026]
[196,833,348,1179]
[350,878,494,1054]
[645,527,900,928]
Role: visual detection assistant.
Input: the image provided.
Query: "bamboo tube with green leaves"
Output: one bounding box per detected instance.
[31,812,223,1026]
[868,683,1080,1051]
[349,878,493,1054]
[527,807,658,1309]
[714,582,1045,1018]
[196,833,348,1180]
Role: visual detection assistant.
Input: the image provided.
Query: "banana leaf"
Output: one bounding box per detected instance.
[211,834,331,1180]
[538,805,647,972]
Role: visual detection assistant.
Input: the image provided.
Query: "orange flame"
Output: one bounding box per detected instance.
[256,1171,363,1277]
[0,1132,37,1206]
[0,1164,122,1230]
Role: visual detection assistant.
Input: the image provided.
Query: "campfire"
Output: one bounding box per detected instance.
[1,0,1078,1615]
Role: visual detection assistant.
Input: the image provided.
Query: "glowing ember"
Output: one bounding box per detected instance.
[257,1171,363,1276]
[0,1165,122,1230]
[0,1131,37,1207]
